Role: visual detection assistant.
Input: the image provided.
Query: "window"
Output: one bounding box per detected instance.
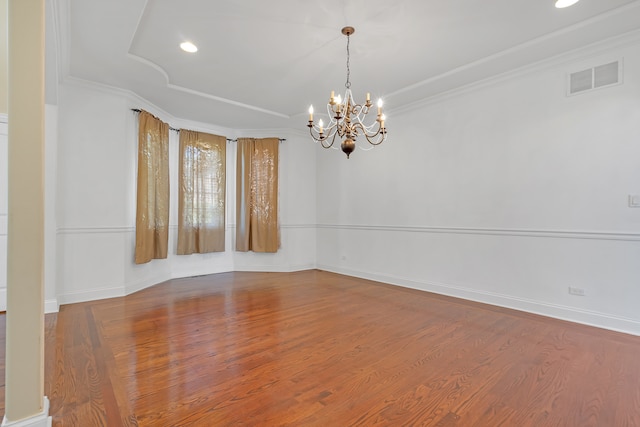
[177,130,226,254]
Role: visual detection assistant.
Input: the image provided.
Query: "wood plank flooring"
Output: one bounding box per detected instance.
[1,270,640,426]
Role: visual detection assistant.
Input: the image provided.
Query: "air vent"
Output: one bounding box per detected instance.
[568,60,621,96]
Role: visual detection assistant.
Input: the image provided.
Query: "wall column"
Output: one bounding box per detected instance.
[2,0,51,426]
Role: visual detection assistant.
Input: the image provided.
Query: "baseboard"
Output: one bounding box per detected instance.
[1,396,51,427]
[44,299,59,314]
[57,285,125,306]
[317,264,640,337]
[234,263,317,273]
[125,274,173,296]
[287,263,317,272]
[55,264,318,308]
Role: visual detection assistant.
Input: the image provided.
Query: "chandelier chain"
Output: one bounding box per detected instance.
[345,33,351,89]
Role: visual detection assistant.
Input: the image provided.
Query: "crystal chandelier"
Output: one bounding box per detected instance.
[307,26,387,159]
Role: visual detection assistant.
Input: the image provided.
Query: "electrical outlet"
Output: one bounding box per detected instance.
[568,286,585,296]
[629,195,640,207]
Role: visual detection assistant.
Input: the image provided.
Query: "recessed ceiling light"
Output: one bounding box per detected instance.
[180,41,198,53]
[555,0,580,8]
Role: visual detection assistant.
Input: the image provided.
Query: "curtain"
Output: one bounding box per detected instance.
[135,111,170,264]
[236,138,279,252]
[177,130,226,254]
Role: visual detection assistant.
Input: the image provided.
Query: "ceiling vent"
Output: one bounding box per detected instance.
[568,60,622,96]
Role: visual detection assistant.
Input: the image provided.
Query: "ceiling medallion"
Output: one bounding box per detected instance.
[307,26,387,158]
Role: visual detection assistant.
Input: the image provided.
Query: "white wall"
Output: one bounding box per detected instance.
[56,82,130,304]
[55,80,317,305]
[44,104,58,312]
[317,33,640,335]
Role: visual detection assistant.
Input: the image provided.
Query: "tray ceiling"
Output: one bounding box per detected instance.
[53,0,640,128]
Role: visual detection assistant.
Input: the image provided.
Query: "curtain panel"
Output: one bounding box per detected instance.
[135,111,170,264]
[177,130,226,254]
[236,137,279,253]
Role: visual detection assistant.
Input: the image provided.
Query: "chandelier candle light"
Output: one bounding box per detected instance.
[307,26,387,158]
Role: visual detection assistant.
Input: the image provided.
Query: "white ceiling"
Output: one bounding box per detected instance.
[53,0,640,129]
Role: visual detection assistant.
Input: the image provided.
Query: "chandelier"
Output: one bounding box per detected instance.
[307,26,387,159]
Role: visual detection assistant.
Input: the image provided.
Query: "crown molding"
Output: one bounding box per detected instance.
[390,27,640,116]
[61,76,296,139]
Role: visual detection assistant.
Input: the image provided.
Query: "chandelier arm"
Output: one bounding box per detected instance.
[351,122,387,146]
[308,123,337,148]
[320,139,334,149]
[353,116,375,130]
[352,120,374,134]
[326,128,340,148]
[362,129,387,146]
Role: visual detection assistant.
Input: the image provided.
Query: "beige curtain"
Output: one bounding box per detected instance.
[236,138,279,252]
[177,130,226,254]
[135,111,170,264]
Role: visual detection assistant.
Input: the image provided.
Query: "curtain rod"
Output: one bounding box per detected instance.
[131,109,285,142]
[225,138,286,143]
[131,109,180,132]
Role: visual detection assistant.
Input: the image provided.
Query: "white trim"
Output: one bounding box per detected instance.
[390,27,640,116]
[57,285,125,306]
[167,82,290,119]
[1,396,51,427]
[170,268,233,282]
[50,0,70,81]
[287,263,317,272]
[48,0,63,87]
[57,223,317,235]
[318,265,640,337]
[283,127,308,138]
[227,223,317,229]
[234,263,316,273]
[61,76,302,135]
[61,76,237,137]
[0,288,5,312]
[280,224,317,229]
[44,299,59,314]
[124,274,172,296]
[125,50,290,119]
[57,226,133,235]
[316,223,640,242]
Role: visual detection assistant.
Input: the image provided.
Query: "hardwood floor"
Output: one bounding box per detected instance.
[1,270,640,426]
